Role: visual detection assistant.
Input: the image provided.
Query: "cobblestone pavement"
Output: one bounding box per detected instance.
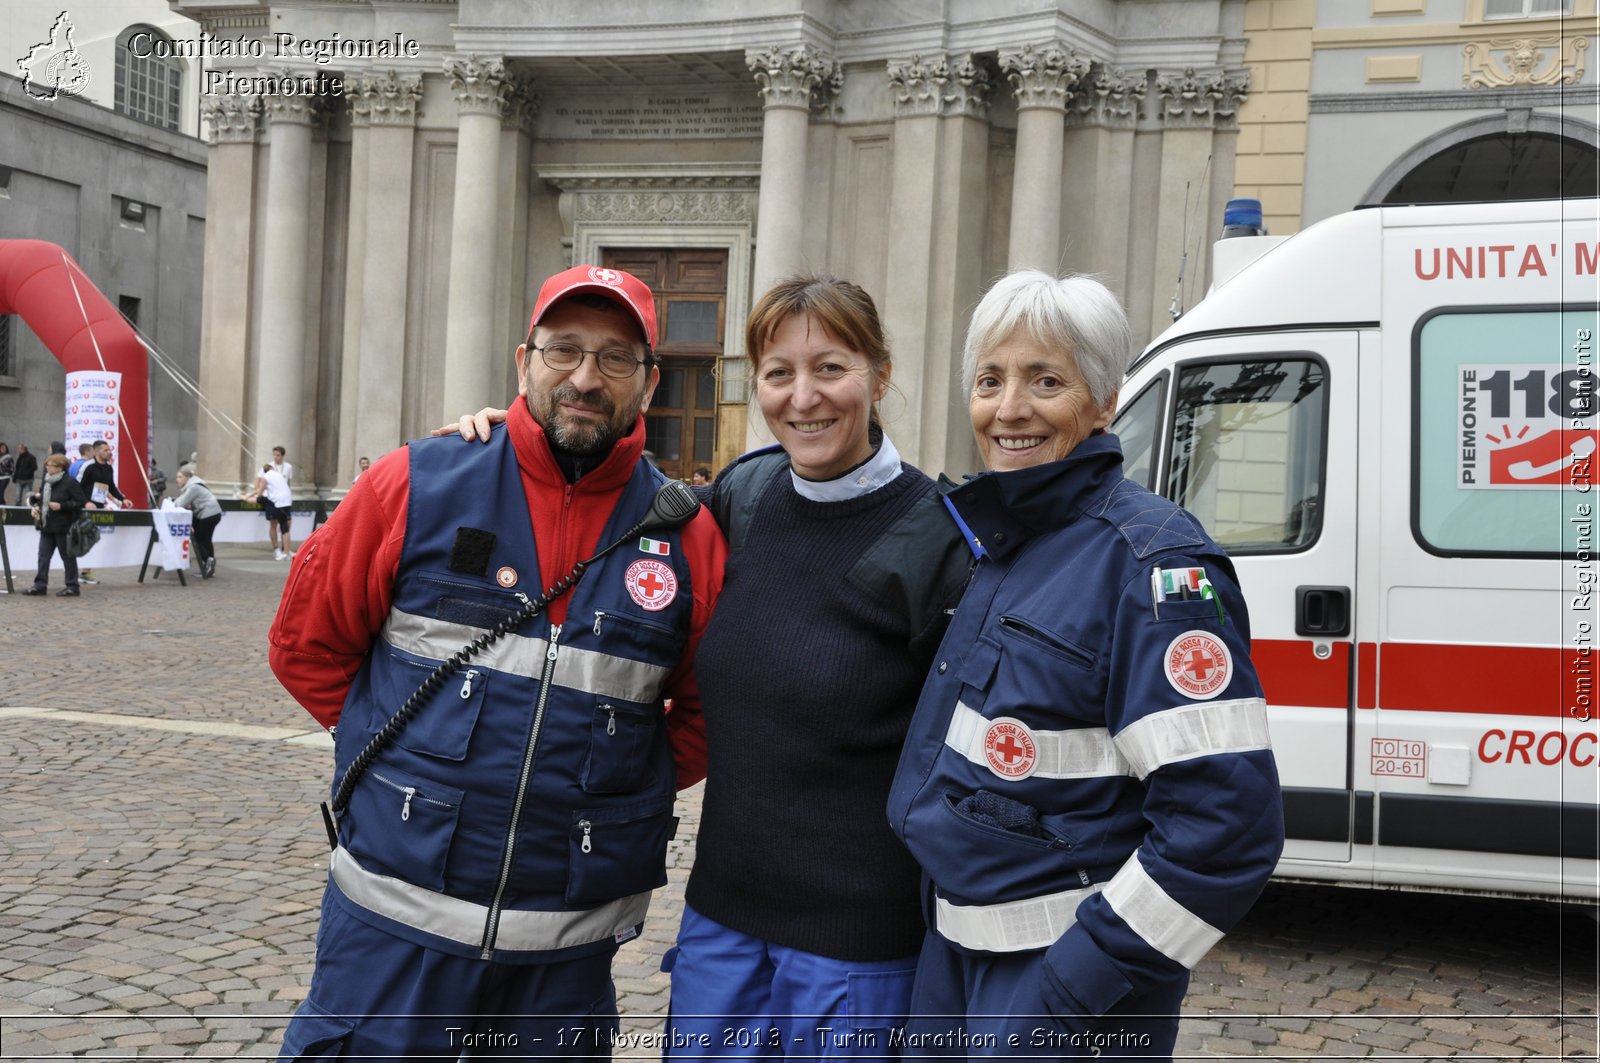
[1,545,1596,1059]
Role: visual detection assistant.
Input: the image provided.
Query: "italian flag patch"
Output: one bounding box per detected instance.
[639,537,671,556]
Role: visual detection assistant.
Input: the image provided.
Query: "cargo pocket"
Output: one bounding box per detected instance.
[382,649,487,762]
[278,999,353,1061]
[933,789,1082,901]
[566,799,677,906]
[581,696,661,794]
[845,965,916,1039]
[343,766,464,892]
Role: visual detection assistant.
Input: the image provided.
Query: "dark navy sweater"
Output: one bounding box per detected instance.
[687,465,942,961]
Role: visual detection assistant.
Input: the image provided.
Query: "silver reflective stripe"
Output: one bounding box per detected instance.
[554,645,670,705]
[1101,853,1223,969]
[944,701,1132,779]
[1113,697,1272,781]
[383,608,669,703]
[330,846,652,953]
[934,882,1104,952]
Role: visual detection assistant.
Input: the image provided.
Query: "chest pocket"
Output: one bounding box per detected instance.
[582,695,661,794]
[587,609,679,703]
[382,648,488,762]
[980,614,1103,725]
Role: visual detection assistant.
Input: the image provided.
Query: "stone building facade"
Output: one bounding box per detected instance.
[172,0,1255,490]
[169,0,1595,493]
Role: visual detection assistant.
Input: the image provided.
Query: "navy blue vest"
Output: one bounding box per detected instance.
[329,430,694,960]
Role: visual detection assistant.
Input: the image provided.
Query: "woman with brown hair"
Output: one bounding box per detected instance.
[449,275,972,1057]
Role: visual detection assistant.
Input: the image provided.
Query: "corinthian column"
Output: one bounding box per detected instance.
[747,45,837,300]
[1060,65,1148,298]
[1147,67,1250,341]
[442,56,514,422]
[255,87,321,481]
[346,71,423,480]
[1000,44,1090,273]
[198,95,261,490]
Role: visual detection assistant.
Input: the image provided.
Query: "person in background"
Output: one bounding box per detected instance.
[67,443,93,481]
[0,443,13,504]
[447,275,972,1058]
[12,444,38,507]
[270,445,294,486]
[887,271,1284,1061]
[689,465,712,487]
[269,263,727,1060]
[242,463,294,560]
[352,456,370,482]
[79,441,132,509]
[148,458,168,506]
[23,452,88,597]
[78,440,132,585]
[172,466,222,579]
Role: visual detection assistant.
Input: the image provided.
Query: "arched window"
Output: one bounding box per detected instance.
[115,25,183,131]
[1381,131,1597,204]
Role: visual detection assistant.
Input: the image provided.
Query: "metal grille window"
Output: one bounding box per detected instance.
[1484,0,1572,17]
[115,26,182,131]
[0,316,13,377]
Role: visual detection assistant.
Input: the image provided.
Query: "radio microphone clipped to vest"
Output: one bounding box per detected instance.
[321,478,703,849]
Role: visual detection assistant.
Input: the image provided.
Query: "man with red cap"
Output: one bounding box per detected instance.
[269,265,726,1060]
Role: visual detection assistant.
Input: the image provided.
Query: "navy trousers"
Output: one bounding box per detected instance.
[664,906,917,1060]
[900,930,1185,1062]
[278,890,622,1061]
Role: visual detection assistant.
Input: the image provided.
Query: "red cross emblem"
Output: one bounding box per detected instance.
[982,718,1038,779]
[1165,631,1230,700]
[624,558,678,611]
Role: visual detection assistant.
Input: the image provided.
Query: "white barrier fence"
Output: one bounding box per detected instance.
[0,502,328,582]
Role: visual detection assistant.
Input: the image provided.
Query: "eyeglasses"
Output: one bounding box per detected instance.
[532,342,652,380]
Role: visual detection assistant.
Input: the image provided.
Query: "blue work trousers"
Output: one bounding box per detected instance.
[900,929,1184,1062]
[278,889,621,1061]
[663,905,916,1060]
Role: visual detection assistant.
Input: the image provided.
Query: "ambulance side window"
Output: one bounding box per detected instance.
[1167,358,1327,554]
[1109,375,1166,491]
[1414,307,1599,556]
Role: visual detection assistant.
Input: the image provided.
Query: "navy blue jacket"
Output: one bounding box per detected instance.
[888,432,1284,1026]
[326,429,698,963]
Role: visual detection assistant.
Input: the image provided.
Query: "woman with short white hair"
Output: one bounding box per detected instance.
[888,269,1285,1062]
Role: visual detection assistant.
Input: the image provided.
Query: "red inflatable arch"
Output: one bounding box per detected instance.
[0,239,148,504]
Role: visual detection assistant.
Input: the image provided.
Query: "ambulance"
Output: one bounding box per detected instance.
[1111,198,1600,902]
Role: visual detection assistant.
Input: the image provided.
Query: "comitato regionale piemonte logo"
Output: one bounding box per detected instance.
[18,11,92,101]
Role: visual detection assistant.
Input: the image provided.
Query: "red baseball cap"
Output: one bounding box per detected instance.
[528,265,658,349]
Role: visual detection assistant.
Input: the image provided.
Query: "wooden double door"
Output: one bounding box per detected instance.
[602,249,726,482]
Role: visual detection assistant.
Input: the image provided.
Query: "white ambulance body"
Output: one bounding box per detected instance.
[1114,199,1600,902]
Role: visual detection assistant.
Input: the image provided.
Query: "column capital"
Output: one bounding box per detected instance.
[1068,64,1148,130]
[504,77,541,135]
[201,94,261,144]
[887,53,996,119]
[1154,66,1251,130]
[999,43,1091,112]
[886,54,948,118]
[747,44,839,112]
[352,70,424,128]
[262,85,324,127]
[948,53,997,119]
[446,54,512,117]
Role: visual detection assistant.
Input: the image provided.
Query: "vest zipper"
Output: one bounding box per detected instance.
[481,622,562,959]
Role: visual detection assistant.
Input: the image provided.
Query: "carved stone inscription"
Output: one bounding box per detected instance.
[543,92,763,139]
